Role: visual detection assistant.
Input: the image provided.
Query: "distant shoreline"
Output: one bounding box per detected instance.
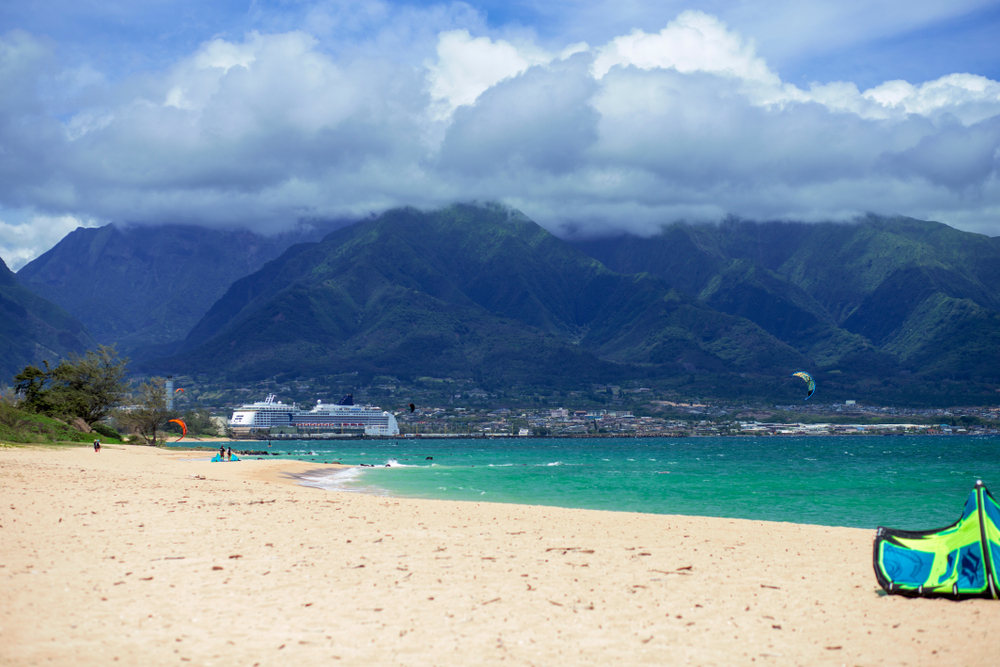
[180,430,995,444]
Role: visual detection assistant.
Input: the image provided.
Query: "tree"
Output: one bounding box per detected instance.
[58,346,130,425]
[13,363,57,414]
[15,361,89,418]
[13,345,129,425]
[116,378,171,446]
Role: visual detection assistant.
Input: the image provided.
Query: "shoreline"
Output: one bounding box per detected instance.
[162,437,997,532]
[174,431,999,444]
[2,444,996,666]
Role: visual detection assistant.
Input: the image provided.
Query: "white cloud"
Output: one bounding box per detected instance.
[1,8,1000,265]
[439,54,599,175]
[427,29,554,117]
[592,10,778,86]
[862,74,1000,125]
[0,211,98,270]
[192,37,257,72]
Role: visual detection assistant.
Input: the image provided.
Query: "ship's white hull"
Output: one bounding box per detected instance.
[228,396,399,437]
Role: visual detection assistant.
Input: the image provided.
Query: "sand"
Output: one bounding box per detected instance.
[1,445,996,666]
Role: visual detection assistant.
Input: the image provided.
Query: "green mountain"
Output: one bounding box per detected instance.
[0,257,96,382]
[153,204,801,384]
[696,259,870,366]
[18,205,997,402]
[17,222,344,357]
[575,215,1000,384]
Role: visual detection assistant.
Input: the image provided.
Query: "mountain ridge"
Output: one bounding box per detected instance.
[151,204,802,385]
[17,221,350,356]
[573,214,1000,385]
[8,205,999,403]
[0,257,97,381]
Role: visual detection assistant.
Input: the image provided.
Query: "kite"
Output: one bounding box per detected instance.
[168,418,187,442]
[409,403,416,413]
[791,371,815,400]
[174,388,184,394]
[874,480,999,599]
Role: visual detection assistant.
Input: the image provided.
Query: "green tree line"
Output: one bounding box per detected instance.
[7,346,218,445]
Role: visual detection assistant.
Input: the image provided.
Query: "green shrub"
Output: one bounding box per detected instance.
[0,401,121,444]
[91,422,121,440]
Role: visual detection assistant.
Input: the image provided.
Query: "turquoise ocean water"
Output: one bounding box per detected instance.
[190,436,1000,530]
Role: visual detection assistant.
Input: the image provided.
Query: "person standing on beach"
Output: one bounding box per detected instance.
[94,439,100,453]
[219,445,225,461]
[226,446,232,461]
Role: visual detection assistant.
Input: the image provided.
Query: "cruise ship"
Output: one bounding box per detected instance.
[228,394,399,437]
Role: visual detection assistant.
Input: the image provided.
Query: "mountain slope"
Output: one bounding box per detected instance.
[17,222,346,356]
[696,260,870,366]
[776,217,1000,322]
[155,204,800,383]
[575,216,1000,380]
[0,258,96,382]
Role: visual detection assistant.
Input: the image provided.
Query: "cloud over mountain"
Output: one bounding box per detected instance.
[1,6,999,268]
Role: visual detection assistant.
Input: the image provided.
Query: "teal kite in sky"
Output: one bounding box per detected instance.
[791,371,815,400]
[874,481,999,600]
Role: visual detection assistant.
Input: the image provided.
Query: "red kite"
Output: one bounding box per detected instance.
[168,418,187,441]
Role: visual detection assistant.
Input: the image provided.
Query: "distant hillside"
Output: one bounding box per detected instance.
[25,205,999,403]
[0,257,96,382]
[573,215,1000,387]
[17,221,348,357]
[152,204,801,385]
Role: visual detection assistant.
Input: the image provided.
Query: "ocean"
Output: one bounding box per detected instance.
[193,435,1000,530]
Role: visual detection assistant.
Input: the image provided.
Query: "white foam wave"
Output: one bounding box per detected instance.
[296,467,387,495]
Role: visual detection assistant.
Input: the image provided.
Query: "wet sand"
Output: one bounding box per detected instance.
[1,444,996,666]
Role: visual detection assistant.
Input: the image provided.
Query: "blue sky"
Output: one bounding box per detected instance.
[2,0,1000,267]
[6,0,997,85]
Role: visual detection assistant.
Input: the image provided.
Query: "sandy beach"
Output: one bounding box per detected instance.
[1,445,996,666]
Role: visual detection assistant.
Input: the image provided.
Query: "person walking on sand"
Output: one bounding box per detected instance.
[94,439,101,453]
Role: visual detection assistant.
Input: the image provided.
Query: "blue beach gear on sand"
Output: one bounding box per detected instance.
[874,480,999,599]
